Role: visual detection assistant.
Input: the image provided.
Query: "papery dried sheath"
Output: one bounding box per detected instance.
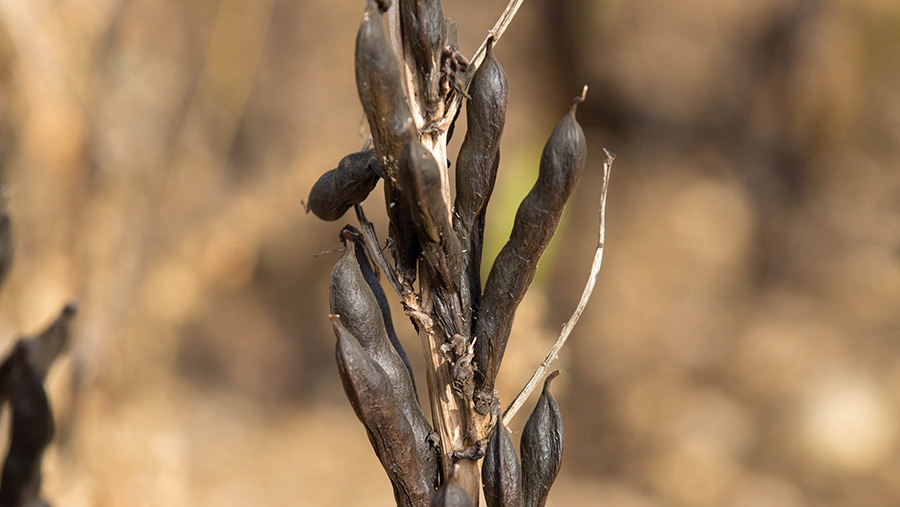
[431,475,474,507]
[521,371,564,507]
[474,96,587,401]
[356,0,420,282]
[348,226,416,393]
[307,149,381,221]
[332,318,433,506]
[330,235,438,487]
[482,421,522,507]
[453,41,508,317]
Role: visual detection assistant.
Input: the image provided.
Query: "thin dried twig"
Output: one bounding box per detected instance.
[441,0,526,128]
[354,204,404,297]
[502,148,614,426]
[470,0,525,72]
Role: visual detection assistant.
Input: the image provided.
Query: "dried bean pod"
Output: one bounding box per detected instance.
[332,317,433,506]
[24,302,78,380]
[0,197,12,290]
[521,371,564,507]
[346,225,417,394]
[482,421,522,507]
[330,235,438,487]
[431,475,474,507]
[473,97,587,401]
[398,124,463,294]
[307,149,381,221]
[453,41,508,317]
[0,303,78,504]
[0,344,25,408]
[356,0,420,282]
[0,352,53,507]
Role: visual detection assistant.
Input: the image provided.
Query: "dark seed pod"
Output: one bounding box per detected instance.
[330,234,438,488]
[0,194,13,291]
[0,349,54,507]
[453,40,508,317]
[481,421,522,507]
[307,149,381,221]
[356,0,420,282]
[0,302,78,504]
[346,225,417,394]
[521,371,564,507]
[24,302,78,381]
[0,344,25,409]
[473,96,587,401]
[332,317,433,507]
[400,0,444,115]
[398,124,463,295]
[431,474,474,507]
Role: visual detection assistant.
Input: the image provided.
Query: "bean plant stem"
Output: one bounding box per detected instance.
[375,1,534,502]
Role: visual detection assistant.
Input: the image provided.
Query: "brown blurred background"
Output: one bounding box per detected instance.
[0,0,898,505]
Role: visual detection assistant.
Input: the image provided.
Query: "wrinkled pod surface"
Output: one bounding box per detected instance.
[330,231,439,489]
[332,317,433,506]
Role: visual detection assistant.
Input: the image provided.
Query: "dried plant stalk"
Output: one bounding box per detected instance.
[309,1,612,504]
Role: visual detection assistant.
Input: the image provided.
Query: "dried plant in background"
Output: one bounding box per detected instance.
[0,198,76,507]
[308,0,612,504]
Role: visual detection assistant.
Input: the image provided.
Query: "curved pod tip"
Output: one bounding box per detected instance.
[569,85,588,115]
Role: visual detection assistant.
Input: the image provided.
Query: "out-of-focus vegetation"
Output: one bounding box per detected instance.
[0,0,897,505]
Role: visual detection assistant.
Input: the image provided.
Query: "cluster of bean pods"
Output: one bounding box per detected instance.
[308,1,584,504]
[0,201,77,507]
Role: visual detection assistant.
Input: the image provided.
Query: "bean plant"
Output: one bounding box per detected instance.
[308,1,611,504]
